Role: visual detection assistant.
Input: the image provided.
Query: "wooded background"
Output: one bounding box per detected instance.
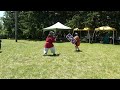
[0,11,120,39]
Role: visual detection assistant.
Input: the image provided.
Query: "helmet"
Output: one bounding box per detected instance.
[48,31,54,36]
[49,31,54,34]
[75,32,78,35]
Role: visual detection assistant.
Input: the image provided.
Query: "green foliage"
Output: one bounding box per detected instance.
[2,11,120,39]
[0,18,8,38]
[0,23,2,30]
[0,29,8,39]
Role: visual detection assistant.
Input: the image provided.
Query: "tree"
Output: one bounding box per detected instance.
[2,11,120,39]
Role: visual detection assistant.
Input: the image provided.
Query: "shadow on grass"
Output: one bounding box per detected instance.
[55,41,69,43]
[17,42,28,44]
[0,51,2,53]
[43,54,60,57]
[74,50,82,52]
[26,39,43,42]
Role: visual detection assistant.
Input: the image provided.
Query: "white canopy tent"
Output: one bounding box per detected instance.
[43,22,72,32]
[42,22,72,41]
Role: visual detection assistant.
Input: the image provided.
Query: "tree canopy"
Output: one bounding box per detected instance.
[1,11,120,39]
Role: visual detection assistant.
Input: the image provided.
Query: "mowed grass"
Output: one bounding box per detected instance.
[0,39,120,79]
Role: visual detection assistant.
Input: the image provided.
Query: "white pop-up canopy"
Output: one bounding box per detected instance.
[43,22,71,32]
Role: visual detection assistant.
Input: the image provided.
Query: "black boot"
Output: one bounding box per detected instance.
[53,54,56,56]
[43,53,47,56]
[77,50,80,52]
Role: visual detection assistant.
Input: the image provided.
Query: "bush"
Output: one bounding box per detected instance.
[0,29,8,39]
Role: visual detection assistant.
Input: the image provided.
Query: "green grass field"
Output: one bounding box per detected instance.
[0,39,120,79]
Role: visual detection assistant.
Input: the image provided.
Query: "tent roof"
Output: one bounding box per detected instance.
[95,26,116,31]
[74,28,82,31]
[43,22,71,32]
[83,27,91,31]
[73,27,91,31]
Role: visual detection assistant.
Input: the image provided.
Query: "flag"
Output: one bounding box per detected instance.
[66,33,76,44]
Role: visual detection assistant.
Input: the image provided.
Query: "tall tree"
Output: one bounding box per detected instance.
[2,11,120,39]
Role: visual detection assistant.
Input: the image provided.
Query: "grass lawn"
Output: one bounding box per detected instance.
[0,39,120,79]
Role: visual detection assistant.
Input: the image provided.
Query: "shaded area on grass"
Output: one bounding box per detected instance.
[74,50,82,52]
[43,54,60,57]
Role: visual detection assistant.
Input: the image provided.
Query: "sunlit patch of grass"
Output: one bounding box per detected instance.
[0,39,120,79]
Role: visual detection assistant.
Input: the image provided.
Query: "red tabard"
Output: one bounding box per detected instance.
[44,36,56,48]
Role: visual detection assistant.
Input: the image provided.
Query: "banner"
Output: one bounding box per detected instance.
[66,33,76,44]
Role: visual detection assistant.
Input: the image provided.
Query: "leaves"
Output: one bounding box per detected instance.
[2,11,120,39]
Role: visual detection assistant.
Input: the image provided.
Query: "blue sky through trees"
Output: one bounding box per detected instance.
[0,11,5,17]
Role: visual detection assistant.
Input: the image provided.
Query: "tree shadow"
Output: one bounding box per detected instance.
[0,51,2,53]
[17,42,28,44]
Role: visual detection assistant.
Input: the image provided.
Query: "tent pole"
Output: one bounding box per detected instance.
[80,31,81,38]
[54,29,56,37]
[42,30,44,40]
[72,29,74,36]
[92,30,95,43]
[116,31,117,37]
[95,31,96,42]
[88,30,90,43]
